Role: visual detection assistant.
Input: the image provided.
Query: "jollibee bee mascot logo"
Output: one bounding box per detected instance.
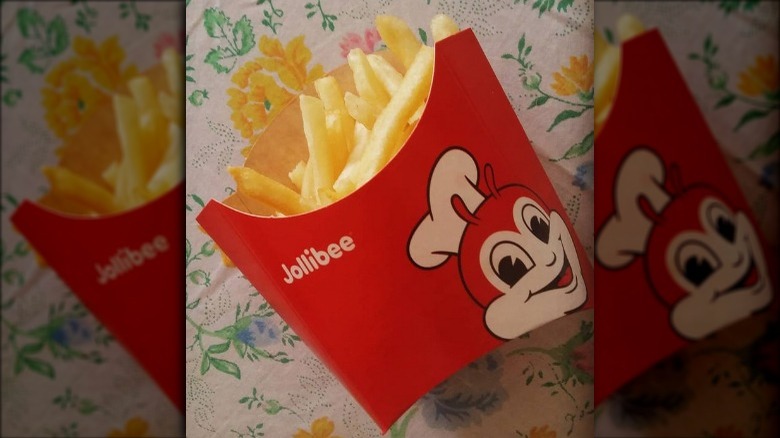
[408,147,588,339]
[597,147,773,340]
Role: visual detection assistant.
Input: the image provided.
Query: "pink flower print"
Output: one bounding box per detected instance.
[339,28,381,58]
[154,31,184,59]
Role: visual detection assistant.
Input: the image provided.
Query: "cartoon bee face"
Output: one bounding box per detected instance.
[597,147,773,340]
[409,148,587,340]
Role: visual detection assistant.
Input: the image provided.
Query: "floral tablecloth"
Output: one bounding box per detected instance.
[1,1,183,437]
[185,0,595,437]
[593,1,779,437]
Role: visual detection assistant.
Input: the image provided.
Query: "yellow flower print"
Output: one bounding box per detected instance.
[227,35,323,141]
[551,55,594,97]
[107,416,149,437]
[529,424,557,438]
[293,417,342,438]
[258,35,325,91]
[42,36,139,138]
[737,55,778,97]
[42,72,106,138]
[72,36,138,93]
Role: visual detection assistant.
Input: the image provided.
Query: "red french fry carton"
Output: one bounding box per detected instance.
[9,64,184,413]
[594,30,776,405]
[197,29,594,431]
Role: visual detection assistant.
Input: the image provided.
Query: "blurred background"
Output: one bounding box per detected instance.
[594,1,779,437]
[1,1,183,437]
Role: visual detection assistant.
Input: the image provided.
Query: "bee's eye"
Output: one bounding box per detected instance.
[521,203,550,243]
[675,241,721,288]
[683,256,715,287]
[489,241,535,288]
[715,216,735,242]
[705,199,736,243]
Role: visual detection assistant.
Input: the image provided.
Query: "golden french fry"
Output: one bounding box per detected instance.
[147,122,183,196]
[229,166,312,215]
[617,14,645,42]
[301,159,316,202]
[366,54,403,96]
[300,95,338,195]
[102,161,119,188]
[113,94,149,185]
[288,160,306,191]
[333,122,370,196]
[408,103,425,125]
[431,14,459,42]
[595,28,609,60]
[324,112,349,175]
[376,15,422,71]
[43,166,117,214]
[344,92,380,129]
[594,45,620,123]
[158,91,181,126]
[348,48,390,108]
[314,77,351,167]
[161,48,183,98]
[354,45,434,186]
[128,76,160,113]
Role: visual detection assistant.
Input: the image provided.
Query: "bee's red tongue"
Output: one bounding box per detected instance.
[743,263,759,288]
[557,263,573,287]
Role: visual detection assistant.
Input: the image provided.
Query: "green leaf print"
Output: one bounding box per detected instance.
[74,1,99,34]
[305,0,337,32]
[548,108,588,132]
[119,1,151,31]
[15,9,69,74]
[553,131,594,162]
[717,0,761,15]
[210,357,241,379]
[258,0,284,34]
[749,131,779,159]
[17,8,46,39]
[20,356,55,378]
[202,8,256,73]
[46,16,68,54]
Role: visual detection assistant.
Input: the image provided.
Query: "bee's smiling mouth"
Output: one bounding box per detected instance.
[526,250,575,301]
[715,255,761,300]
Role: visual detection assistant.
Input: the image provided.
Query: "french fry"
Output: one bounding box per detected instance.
[288,161,306,191]
[354,45,434,186]
[229,166,312,215]
[147,122,183,196]
[128,76,160,113]
[348,48,390,108]
[375,15,422,71]
[595,15,647,135]
[113,94,148,188]
[344,92,380,129]
[230,15,453,217]
[301,159,316,202]
[102,161,119,188]
[366,54,403,96]
[314,77,351,168]
[431,14,459,42]
[333,122,371,196]
[43,166,117,214]
[617,14,645,42]
[300,95,338,194]
[161,48,183,99]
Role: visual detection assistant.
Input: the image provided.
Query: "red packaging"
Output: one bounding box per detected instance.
[594,30,776,404]
[198,30,593,431]
[10,184,184,412]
